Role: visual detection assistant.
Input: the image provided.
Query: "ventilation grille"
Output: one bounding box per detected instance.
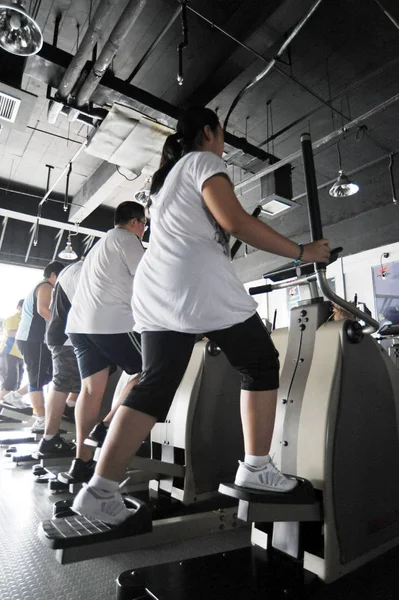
[0,92,21,123]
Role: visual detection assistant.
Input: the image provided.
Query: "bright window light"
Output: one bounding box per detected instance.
[0,263,41,319]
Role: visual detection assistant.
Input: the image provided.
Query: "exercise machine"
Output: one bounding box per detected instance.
[38,340,250,564]
[113,133,399,598]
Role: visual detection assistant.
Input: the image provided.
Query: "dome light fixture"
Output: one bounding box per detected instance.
[0,0,43,56]
[59,232,78,261]
[329,170,360,197]
[329,134,359,198]
[134,177,152,206]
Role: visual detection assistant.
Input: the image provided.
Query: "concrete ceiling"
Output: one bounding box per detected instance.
[0,0,398,272]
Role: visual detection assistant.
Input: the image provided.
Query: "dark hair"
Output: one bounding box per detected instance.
[17,299,24,308]
[43,261,65,279]
[114,201,145,226]
[151,107,220,196]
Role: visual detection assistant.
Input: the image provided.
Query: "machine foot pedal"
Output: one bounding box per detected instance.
[0,416,22,425]
[49,480,69,494]
[12,453,36,464]
[0,402,33,416]
[39,497,152,549]
[219,479,321,522]
[1,436,36,445]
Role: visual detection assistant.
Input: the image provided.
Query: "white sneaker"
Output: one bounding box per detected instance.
[31,417,45,433]
[235,457,298,493]
[72,484,133,525]
[3,391,26,409]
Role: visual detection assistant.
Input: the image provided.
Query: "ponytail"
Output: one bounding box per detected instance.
[150,107,220,197]
[150,133,182,196]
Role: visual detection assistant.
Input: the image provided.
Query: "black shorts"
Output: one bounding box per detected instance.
[123,313,279,421]
[48,345,81,394]
[69,332,142,380]
[0,354,24,391]
[17,340,52,392]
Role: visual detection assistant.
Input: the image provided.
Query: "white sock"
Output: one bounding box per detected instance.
[43,434,55,441]
[14,391,23,398]
[89,473,119,493]
[244,454,270,468]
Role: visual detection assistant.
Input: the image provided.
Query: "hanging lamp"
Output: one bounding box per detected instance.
[329,135,359,198]
[0,0,43,56]
[59,232,78,261]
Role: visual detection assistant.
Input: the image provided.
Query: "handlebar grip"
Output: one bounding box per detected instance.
[249,284,273,295]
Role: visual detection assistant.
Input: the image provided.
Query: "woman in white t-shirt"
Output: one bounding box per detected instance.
[73,108,330,524]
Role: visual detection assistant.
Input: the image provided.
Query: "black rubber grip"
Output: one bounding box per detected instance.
[249,284,273,295]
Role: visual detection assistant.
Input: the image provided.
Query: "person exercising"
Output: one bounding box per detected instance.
[59,201,145,485]
[15,261,65,433]
[73,107,330,524]
[0,299,27,403]
[35,260,84,456]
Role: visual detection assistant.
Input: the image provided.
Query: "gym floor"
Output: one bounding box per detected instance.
[0,445,250,600]
[2,445,399,600]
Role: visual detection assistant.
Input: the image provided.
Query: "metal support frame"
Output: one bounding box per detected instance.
[374,0,399,30]
[52,229,64,261]
[29,43,278,165]
[188,4,349,127]
[223,0,324,132]
[55,507,247,565]
[26,223,38,261]
[177,0,188,86]
[125,6,181,83]
[38,140,88,210]
[235,92,399,192]
[0,216,8,251]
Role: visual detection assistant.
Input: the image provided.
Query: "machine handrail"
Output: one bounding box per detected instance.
[317,269,379,334]
[249,274,316,295]
[300,133,379,335]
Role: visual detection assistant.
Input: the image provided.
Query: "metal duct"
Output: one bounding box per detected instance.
[76,0,148,107]
[47,0,121,123]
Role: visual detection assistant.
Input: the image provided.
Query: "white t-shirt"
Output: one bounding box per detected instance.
[133,151,257,333]
[67,228,144,334]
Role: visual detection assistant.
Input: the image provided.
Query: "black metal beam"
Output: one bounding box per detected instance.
[32,43,277,164]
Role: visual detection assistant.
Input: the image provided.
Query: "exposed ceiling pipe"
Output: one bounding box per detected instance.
[235,91,399,192]
[47,0,121,124]
[76,0,148,107]
[373,0,399,30]
[188,5,348,126]
[223,0,324,132]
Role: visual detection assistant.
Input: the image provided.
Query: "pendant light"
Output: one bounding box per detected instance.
[329,135,359,198]
[59,232,78,261]
[0,0,43,56]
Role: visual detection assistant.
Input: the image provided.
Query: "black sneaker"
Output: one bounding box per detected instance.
[58,458,95,485]
[85,421,108,448]
[35,434,75,457]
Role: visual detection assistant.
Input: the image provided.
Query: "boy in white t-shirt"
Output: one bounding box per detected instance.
[59,202,146,485]
[73,108,330,524]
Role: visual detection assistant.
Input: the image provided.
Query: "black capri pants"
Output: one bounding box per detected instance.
[123,313,279,421]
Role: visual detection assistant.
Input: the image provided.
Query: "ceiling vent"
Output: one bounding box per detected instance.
[0,91,21,123]
[0,83,37,131]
